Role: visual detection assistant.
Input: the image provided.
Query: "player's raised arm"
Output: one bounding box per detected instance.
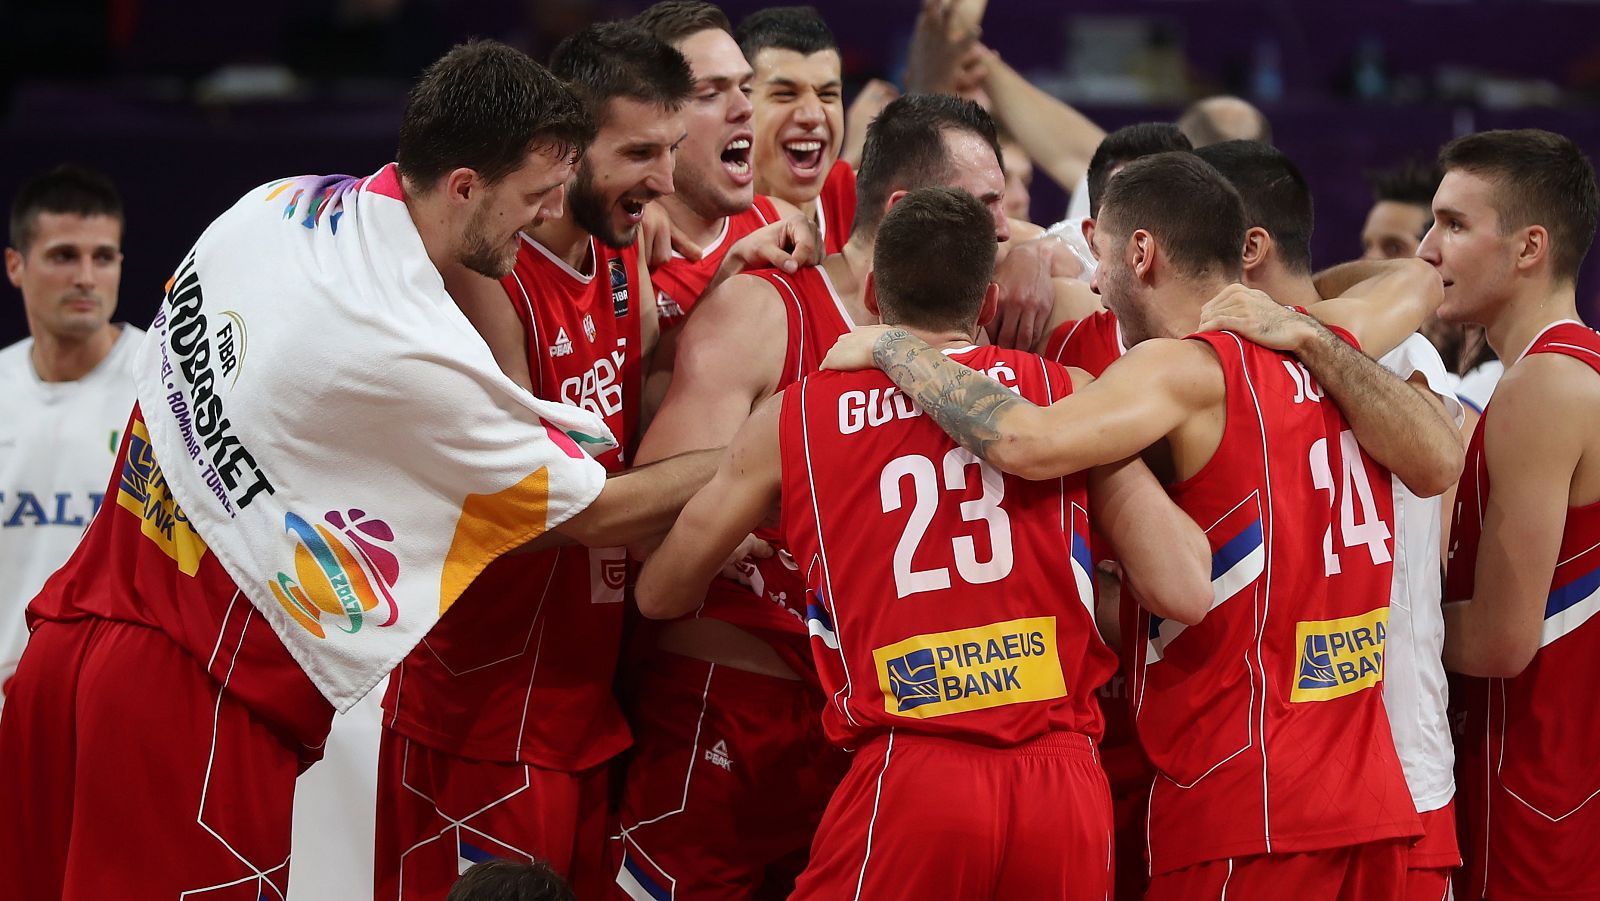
[637,398,783,618]
[1308,256,1445,358]
[979,50,1105,192]
[823,325,1215,481]
[1444,358,1589,677]
[1199,284,1463,497]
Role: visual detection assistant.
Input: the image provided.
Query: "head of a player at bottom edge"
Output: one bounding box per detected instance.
[633,185,999,619]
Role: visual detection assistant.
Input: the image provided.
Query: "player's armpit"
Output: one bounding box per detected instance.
[1444,356,1589,677]
[635,274,788,465]
[1089,455,1211,626]
[636,399,784,619]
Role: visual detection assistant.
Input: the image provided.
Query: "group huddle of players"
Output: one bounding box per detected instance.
[3,2,1599,900]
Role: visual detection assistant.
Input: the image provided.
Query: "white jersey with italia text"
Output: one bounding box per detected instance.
[1377,332,1463,813]
[0,325,143,710]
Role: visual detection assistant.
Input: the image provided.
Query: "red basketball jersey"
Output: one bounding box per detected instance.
[27,405,335,755]
[1130,330,1419,875]
[652,196,781,331]
[1042,309,1125,377]
[382,234,642,770]
[779,345,1113,748]
[818,160,856,256]
[1448,320,1600,901]
[690,264,858,676]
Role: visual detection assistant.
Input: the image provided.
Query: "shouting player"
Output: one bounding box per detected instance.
[1425,129,1600,901]
[825,151,1454,899]
[612,94,1009,901]
[637,186,1212,898]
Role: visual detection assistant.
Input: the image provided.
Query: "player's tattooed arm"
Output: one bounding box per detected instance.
[871,328,1031,463]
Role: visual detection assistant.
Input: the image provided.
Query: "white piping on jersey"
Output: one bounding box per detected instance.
[418,550,558,677]
[851,731,895,901]
[816,265,858,330]
[1145,492,1265,664]
[206,589,244,672]
[394,737,538,897]
[801,376,862,728]
[765,273,808,385]
[1544,341,1600,366]
[673,215,732,261]
[617,662,716,836]
[519,232,598,283]
[815,202,827,249]
[1512,319,1586,363]
[507,268,546,396]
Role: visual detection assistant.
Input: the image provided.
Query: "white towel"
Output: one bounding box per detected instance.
[135,164,613,711]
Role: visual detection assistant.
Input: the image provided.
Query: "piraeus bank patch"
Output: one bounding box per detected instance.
[1291,607,1387,702]
[873,616,1065,719]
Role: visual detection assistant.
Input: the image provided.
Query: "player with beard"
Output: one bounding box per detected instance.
[824,152,1462,899]
[373,26,691,899]
[1421,130,1600,901]
[636,2,820,334]
[612,95,1010,901]
[735,6,856,254]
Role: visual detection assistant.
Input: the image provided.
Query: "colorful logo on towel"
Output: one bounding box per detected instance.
[269,508,401,639]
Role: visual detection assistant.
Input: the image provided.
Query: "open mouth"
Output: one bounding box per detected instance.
[782,139,826,180]
[721,136,753,185]
[621,196,648,223]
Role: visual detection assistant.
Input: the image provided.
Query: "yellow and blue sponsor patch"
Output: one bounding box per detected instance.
[116,419,208,575]
[873,616,1065,719]
[1291,607,1387,702]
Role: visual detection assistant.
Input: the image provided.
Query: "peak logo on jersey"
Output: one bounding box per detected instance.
[269,508,401,639]
[873,617,1065,719]
[609,257,630,317]
[115,420,209,575]
[551,327,574,358]
[1291,607,1387,702]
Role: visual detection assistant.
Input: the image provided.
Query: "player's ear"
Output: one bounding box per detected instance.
[1131,229,1157,282]
[1242,226,1272,276]
[1081,218,1097,257]
[976,281,1000,328]
[864,271,882,317]
[883,189,910,218]
[1515,224,1550,275]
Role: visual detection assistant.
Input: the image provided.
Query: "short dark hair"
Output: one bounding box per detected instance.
[9,164,124,254]
[548,23,695,125]
[1099,151,1247,282]
[734,6,837,62]
[855,94,1001,236]
[872,187,997,332]
[1086,123,1192,218]
[446,860,575,901]
[1438,128,1599,283]
[1369,159,1441,209]
[1197,140,1314,273]
[396,40,595,191]
[634,1,732,46]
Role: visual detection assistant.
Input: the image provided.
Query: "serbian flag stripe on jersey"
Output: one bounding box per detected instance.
[1544,543,1600,648]
[1069,503,1094,621]
[807,589,840,650]
[1147,494,1265,664]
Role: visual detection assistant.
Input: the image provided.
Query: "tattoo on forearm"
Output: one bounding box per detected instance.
[872,329,1025,459]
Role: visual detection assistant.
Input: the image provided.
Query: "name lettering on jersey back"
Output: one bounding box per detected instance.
[839,362,1019,435]
[873,616,1065,718]
[115,419,209,575]
[1291,607,1387,702]
[559,341,628,419]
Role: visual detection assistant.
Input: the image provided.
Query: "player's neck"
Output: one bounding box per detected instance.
[1163,278,1232,338]
[528,214,595,275]
[1488,281,1580,363]
[29,323,119,383]
[658,194,725,250]
[887,323,978,352]
[830,236,877,323]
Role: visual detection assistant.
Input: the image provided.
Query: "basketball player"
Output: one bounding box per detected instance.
[636,186,1213,898]
[611,94,1009,901]
[735,6,856,253]
[1,165,140,713]
[372,26,691,899]
[1198,138,1466,901]
[1424,129,1600,901]
[635,1,818,333]
[824,152,1454,899]
[0,42,717,901]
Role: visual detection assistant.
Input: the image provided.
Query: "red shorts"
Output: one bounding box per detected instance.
[373,730,610,900]
[612,652,847,900]
[791,731,1113,901]
[1145,839,1408,901]
[0,618,301,900]
[1405,801,1459,901]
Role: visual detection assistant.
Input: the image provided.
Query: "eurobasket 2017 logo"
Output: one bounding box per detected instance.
[269,508,401,639]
